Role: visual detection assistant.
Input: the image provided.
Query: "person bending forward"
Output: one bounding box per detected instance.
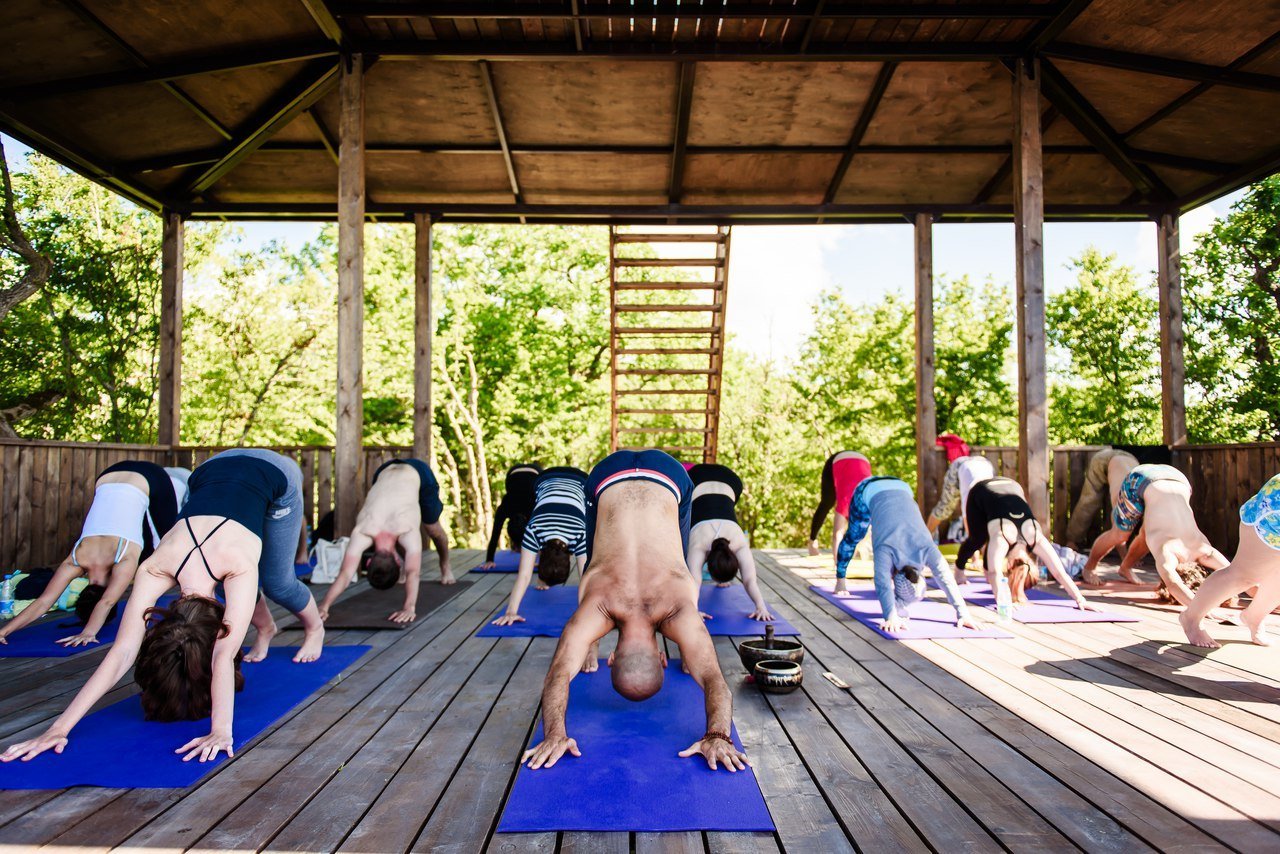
[480,463,543,568]
[685,462,773,621]
[520,449,748,773]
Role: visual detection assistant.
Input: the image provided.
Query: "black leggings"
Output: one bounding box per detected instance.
[809,453,838,541]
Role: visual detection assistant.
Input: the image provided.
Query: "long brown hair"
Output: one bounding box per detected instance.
[134,595,244,721]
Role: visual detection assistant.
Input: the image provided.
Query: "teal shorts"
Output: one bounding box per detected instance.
[1242,473,1280,551]
[1113,464,1189,533]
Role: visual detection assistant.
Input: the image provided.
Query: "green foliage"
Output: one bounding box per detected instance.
[1184,176,1280,441]
[934,276,1017,446]
[1045,248,1161,444]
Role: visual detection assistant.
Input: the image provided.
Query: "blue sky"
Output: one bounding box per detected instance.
[4,134,1243,362]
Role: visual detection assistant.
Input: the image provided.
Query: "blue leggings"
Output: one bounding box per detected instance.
[212,449,312,613]
[585,450,692,566]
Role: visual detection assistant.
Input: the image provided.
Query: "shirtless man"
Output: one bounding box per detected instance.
[1081,464,1227,601]
[317,458,453,625]
[520,449,749,773]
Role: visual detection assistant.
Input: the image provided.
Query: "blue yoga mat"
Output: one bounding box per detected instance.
[810,583,1013,640]
[498,660,774,833]
[478,584,799,639]
[0,645,370,789]
[0,594,180,658]
[471,550,522,573]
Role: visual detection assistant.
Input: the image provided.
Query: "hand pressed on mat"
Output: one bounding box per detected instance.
[178,730,233,763]
[522,735,580,769]
[679,735,750,772]
[1,730,68,762]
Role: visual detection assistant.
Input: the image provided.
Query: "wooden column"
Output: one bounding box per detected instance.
[1157,211,1187,446]
[335,53,365,536]
[413,212,434,461]
[158,211,183,446]
[1013,58,1050,522]
[913,212,937,514]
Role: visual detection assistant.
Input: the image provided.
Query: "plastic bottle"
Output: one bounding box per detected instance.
[995,572,1013,623]
[0,574,14,619]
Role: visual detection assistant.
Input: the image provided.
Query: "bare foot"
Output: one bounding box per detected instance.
[1180,610,1220,649]
[807,542,821,556]
[440,568,456,586]
[582,641,599,673]
[244,620,278,663]
[1242,610,1273,646]
[1118,566,1140,585]
[1081,567,1102,586]
[833,579,848,596]
[294,625,325,663]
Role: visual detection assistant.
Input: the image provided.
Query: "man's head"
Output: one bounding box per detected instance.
[1158,561,1209,604]
[74,583,119,627]
[537,539,573,587]
[706,537,739,584]
[361,543,405,590]
[610,631,665,702]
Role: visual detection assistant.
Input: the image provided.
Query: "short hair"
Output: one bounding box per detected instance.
[706,538,740,583]
[134,595,244,721]
[611,647,665,701]
[537,539,573,587]
[74,583,119,627]
[361,542,405,590]
[1158,561,1208,605]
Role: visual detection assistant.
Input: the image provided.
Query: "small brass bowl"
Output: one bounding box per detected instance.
[753,660,803,694]
[737,636,804,673]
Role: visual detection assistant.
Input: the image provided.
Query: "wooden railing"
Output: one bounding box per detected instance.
[2,438,1277,570]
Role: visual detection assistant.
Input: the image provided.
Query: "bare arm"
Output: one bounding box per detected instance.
[665,610,750,771]
[2,565,171,761]
[0,559,80,642]
[1155,550,1199,608]
[735,544,773,620]
[1031,537,1096,609]
[178,570,256,762]
[393,530,423,623]
[63,555,139,645]
[493,548,539,625]
[424,521,453,583]
[318,531,372,618]
[685,539,709,584]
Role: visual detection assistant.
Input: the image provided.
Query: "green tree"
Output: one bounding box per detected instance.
[1046,248,1161,444]
[934,275,1016,446]
[1184,177,1280,441]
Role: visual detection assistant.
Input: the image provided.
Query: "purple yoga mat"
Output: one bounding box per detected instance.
[497,660,774,833]
[809,583,1013,640]
[948,579,1138,624]
[471,550,522,573]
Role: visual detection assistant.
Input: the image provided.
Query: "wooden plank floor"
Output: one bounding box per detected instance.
[2,548,1279,852]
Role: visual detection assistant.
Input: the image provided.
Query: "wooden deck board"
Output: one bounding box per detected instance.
[2,549,1279,851]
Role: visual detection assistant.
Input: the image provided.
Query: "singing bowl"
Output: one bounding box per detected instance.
[753,660,804,694]
[736,636,804,672]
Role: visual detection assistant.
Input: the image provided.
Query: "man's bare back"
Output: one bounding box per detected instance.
[353,465,421,538]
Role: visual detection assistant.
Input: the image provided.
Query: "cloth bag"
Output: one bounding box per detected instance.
[310,537,348,584]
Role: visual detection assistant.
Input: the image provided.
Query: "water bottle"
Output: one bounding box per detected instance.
[995,572,1013,623]
[0,575,14,619]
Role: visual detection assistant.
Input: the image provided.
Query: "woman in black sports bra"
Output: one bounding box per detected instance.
[1,449,326,767]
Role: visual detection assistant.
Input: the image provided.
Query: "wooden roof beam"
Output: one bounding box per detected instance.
[477,60,522,207]
[668,62,696,204]
[1023,0,1093,52]
[309,109,340,165]
[823,61,896,204]
[299,0,347,45]
[186,61,341,196]
[1043,43,1280,93]
[337,2,1058,21]
[55,0,233,141]
[1179,142,1280,212]
[1039,60,1173,201]
[972,106,1056,204]
[366,40,1014,61]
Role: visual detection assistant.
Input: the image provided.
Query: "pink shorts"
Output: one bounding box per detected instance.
[833,455,872,517]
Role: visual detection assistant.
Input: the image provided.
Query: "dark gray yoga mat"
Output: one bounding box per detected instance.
[324,579,474,629]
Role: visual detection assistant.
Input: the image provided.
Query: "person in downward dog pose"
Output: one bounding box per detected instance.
[520,450,748,773]
[480,463,543,568]
[806,450,873,559]
[491,466,589,627]
[1063,447,1139,552]
[318,457,454,625]
[1182,473,1280,647]
[1081,464,1227,598]
[836,476,978,633]
[684,463,773,621]
[956,477,1100,612]
[925,451,996,540]
[0,460,188,648]
[0,448,325,765]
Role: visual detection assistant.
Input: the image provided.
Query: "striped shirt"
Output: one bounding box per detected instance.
[522,473,588,557]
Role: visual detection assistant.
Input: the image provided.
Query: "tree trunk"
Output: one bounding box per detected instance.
[0,138,52,325]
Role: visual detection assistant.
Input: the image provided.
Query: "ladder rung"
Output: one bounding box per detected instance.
[616,388,716,396]
[613,281,723,290]
[614,445,706,452]
[617,368,714,376]
[618,408,710,415]
[613,234,725,243]
[618,427,714,434]
[614,304,721,313]
[614,327,720,335]
[614,258,724,268]
[616,348,717,355]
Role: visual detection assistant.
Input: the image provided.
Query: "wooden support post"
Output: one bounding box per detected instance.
[1013,58,1050,522]
[1157,210,1187,446]
[914,212,937,514]
[158,211,183,446]
[413,212,434,461]
[335,53,365,536]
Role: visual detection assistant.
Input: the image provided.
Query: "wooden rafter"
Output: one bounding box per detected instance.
[1039,60,1173,201]
[477,60,522,206]
[309,109,341,165]
[337,2,1059,21]
[1043,43,1280,93]
[364,39,1014,61]
[56,0,232,140]
[798,0,828,53]
[1023,0,1093,52]
[823,62,896,204]
[972,107,1057,205]
[668,63,696,204]
[186,61,341,196]
[1179,142,1280,212]
[299,0,347,45]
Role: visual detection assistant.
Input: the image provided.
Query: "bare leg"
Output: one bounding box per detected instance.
[1241,571,1280,646]
[1116,528,1151,585]
[293,597,326,662]
[1082,528,1129,585]
[1181,523,1276,649]
[832,512,849,593]
[243,594,278,663]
